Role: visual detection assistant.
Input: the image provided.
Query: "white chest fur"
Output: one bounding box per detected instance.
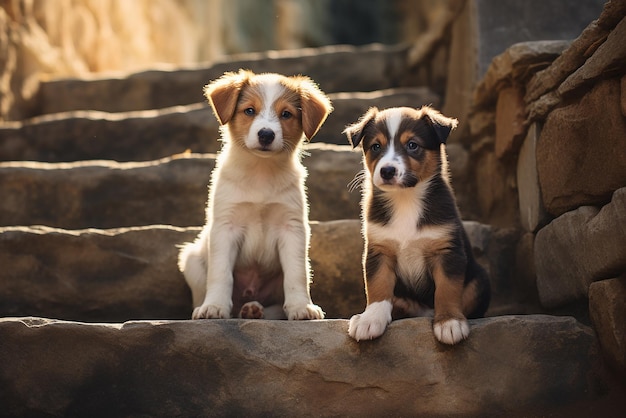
[365,181,451,281]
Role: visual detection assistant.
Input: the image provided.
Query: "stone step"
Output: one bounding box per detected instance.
[0,87,439,162]
[0,315,608,417]
[0,144,363,228]
[37,44,414,116]
[0,221,519,323]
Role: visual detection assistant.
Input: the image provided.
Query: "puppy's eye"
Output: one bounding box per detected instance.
[244,108,255,116]
[407,141,420,151]
[370,143,381,152]
[281,110,292,119]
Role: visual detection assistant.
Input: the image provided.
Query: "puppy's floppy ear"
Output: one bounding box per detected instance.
[343,107,378,148]
[421,106,458,144]
[296,76,333,140]
[204,69,252,125]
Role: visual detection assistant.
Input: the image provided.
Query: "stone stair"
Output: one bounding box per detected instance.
[0,44,617,417]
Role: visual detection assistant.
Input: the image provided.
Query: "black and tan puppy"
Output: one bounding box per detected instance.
[344,106,490,345]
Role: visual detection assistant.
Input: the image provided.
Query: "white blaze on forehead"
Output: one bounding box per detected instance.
[254,74,287,119]
[373,108,406,187]
[382,108,404,141]
[246,75,286,150]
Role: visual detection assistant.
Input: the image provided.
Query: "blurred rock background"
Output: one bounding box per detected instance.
[0,0,452,121]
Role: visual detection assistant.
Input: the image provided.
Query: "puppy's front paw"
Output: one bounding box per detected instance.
[433,318,470,345]
[192,303,230,319]
[348,301,392,341]
[240,301,264,319]
[284,303,325,320]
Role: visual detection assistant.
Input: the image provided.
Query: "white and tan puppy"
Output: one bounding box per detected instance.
[179,70,332,320]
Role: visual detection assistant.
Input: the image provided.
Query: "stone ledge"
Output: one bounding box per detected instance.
[0,315,606,417]
[0,221,517,323]
[0,87,438,162]
[36,43,411,116]
[0,145,363,228]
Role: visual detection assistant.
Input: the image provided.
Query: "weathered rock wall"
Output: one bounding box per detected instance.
[465,0,626,378]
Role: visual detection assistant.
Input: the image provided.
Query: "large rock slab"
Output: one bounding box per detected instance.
[589,276,626,376]
[0,88,438,162]
[36,44,411,116]
[0,315,607,417]
[0,220,516,323]
[0,144,363,228]
[537,79,626,217]
[534,187,626,309]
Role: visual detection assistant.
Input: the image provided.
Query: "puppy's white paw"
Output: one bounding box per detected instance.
[433,318,470,345]
[348,300,392,341]
[192,303,231,319]
[284,303,325,320]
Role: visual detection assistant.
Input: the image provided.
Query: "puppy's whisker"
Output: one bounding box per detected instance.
[348,169,366,192]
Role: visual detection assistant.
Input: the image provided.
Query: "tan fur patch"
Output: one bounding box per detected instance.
[364,243,397,304]
[432,261,465,322]
[273,93,303,150]
[364,133,389,176]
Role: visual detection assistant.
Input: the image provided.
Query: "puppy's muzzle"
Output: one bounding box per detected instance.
[258,128,275,148]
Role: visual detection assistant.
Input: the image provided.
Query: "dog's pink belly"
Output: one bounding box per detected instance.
[231,267,284,315]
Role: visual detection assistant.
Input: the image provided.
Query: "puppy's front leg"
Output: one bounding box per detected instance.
[279,221,324,320]
[432,260,469,345]
[348,246,395,341]
[192,226,239,319]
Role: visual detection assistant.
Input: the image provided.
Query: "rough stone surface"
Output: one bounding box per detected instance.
[474,40,570,108]
[558,15,626,98]
[444,0,604,142]
[0,225,195,322]
[309,220,364,318]
[589,276,626,376]
[0,104,218,161]
[37,44,410,115]
[0,315,607,417]
[517,123,549,232]
[0,145,362,228]
[622,74,626,117]
[473,147,519,227]
[524,0,626,103]
[0,220,518,323]
[0,88,438,162]
[537,79,626,217]
[534,188,626,309]
[0,222,361,321]
[494,86,526,159]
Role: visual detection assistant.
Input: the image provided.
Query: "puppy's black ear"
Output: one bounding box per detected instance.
[422,106,458,144]
[204,69,252,125]
[343,107,378,148]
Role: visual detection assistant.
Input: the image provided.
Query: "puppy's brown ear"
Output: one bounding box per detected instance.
[421,106,458,144]
[204,70,252,125]
[343,107,378,148]
[297,77,333,140]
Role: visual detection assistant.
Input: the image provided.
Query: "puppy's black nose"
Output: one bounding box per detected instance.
[258,128,275,146]
[380,166,396,180]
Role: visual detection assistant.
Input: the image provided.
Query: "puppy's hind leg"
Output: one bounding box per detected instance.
[178,240,208,309]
